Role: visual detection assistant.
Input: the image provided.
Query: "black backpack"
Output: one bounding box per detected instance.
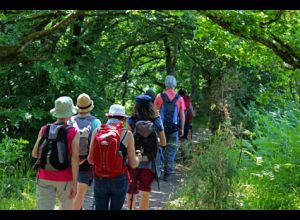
[37,123,72,171]
[133,120,158,161]
[160,93,180,135]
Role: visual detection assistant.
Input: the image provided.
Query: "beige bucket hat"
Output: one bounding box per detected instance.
[76,93,94,113]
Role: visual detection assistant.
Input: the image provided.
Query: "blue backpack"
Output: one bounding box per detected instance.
[160,93,180,135]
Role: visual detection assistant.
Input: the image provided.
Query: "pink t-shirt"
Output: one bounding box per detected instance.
[37,123,77,182]
[154,89,186,116]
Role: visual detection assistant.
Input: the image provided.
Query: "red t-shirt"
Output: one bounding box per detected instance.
[37,123,77,182]
[154,89,186,117]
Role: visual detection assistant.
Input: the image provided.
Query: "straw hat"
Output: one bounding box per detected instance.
[105,104,128,118]
[50,96,77,118]
[76,93,94,113]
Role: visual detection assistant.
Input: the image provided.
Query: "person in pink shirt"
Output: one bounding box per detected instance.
[32,96,80,210]
[154,75,185,182]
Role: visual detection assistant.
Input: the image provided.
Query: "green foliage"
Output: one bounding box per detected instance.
[0,10,300,210]
[233,101,300,209]
[0,135,29,173]
[169,128,238,210]
[170,100,300,210]
[0,136,36,210]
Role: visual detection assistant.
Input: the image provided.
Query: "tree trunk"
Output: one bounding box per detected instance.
[163,37,178,76]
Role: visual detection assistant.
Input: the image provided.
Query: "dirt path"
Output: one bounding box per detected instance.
[83,127,212,210]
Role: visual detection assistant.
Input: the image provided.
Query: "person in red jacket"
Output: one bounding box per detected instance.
[178,88,196,141]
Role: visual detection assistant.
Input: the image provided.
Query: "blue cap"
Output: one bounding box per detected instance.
[135,94,152,104]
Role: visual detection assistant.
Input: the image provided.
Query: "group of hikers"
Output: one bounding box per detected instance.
[31,75,195,210]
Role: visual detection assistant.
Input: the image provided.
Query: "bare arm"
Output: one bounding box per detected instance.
[87,130,97,165]
[158,131,166,147]
[126,123,132,132]
[179,108,185,137]
[68,131,80,199]
[71,132,80,185]
[126,130,139,169]
[32,129,42,158]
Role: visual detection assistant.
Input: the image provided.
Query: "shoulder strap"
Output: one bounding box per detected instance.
[65,124,73,130]
[121,129,129,144]
[161,92,179,105]
[42,124,52,138]
[161,92,170,103]
[172,93,180,105]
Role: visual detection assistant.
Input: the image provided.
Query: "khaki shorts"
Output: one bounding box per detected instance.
[36,179,73,210]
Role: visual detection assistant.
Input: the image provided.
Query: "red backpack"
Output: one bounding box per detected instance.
[182,95,193,123]
[93,122,127,178]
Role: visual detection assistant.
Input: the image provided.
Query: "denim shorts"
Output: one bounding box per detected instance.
[78,171,93,186]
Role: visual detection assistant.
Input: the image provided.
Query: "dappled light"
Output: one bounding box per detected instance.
[1,10,300,210]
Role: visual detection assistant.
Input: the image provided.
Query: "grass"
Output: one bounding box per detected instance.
[168,107,300,210]
[0,173,36,210]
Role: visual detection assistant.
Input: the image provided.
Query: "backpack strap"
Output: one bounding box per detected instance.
[161,92,170,103]
[38,124,51,160]
[120,128,128,145]
[172,93,180,105]
[120,128,128,167]
[161,92,180,105]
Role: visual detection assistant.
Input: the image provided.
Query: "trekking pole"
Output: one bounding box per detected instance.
[190,122,193,141]
[153,160,160,191]
[129,169,137,210]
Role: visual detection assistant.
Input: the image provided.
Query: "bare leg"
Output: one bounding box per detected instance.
[126,193,138,210]
[72,183,88,210]
[139,191,150,210]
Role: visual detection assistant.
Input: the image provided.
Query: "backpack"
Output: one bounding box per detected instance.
[182,95,193,123]
[186,106,193,124]
[132,119,161,191]
[160,93,180,135]
[71,116,95,159]
[133,120,158,161]
[37,123,71,171]
[93,122,127,178]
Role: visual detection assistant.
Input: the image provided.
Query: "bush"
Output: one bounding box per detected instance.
[168,128,238,210]
[0,136,36,210]
[233,101,300,209]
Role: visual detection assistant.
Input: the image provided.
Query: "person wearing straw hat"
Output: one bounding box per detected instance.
[32,96,80,210]
[88,104,141,210]
[70,93,101,210]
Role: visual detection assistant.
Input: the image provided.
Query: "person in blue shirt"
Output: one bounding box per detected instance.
[70,93,101,210]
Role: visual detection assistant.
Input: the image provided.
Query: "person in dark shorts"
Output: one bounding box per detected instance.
[70,93,101,210]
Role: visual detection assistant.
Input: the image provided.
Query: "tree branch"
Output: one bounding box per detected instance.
[117,34,166,53]
[260,10,285,27]
[0,11,81,61]
[206,13,300,69]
